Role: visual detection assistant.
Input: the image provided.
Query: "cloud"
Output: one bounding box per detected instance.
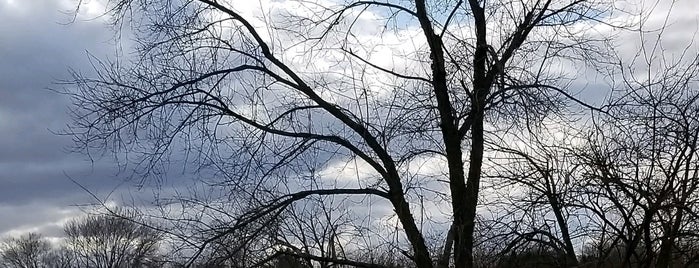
[0,0,139,236]
[0,202,81,238]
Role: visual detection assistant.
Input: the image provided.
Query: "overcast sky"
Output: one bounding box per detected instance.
[0,0,135,239]
[1,0,698,242]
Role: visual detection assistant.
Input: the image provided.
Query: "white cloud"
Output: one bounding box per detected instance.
[0,203,82,239]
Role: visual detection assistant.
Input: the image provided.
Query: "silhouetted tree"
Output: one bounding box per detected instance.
[0,233,51,268]
[66,0,635,267]
[64,212,162,268]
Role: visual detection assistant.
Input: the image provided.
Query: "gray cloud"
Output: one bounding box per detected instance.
[0,0,148,236]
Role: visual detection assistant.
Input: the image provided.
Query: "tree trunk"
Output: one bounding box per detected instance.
[460,112,485,268]
[548,193,579,267]
[656,209,683,268]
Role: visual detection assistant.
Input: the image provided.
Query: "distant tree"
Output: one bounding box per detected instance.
[0,233,51,268]
[495,247,561,268]
[272,249,312,268]
[63,212,162,268]
[42,246,75,268]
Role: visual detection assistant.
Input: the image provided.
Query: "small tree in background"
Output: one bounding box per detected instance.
[0,233,51,268]
[64,212,162,268]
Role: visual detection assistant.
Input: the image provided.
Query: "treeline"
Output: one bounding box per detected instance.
[4,201,699,268]
[0,210,334,268]
[0,211,161,268]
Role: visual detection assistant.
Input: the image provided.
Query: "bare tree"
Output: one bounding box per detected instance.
[577,59,699,268]
[569,8,699,266]
[63,211,162,268]
[482,122,584,267]
[0,233,51,268]
[66,0,629,267]
[43,246,76,268]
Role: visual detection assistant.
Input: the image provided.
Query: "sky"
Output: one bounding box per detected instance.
[0,0,698,244]
[0,0,134,239]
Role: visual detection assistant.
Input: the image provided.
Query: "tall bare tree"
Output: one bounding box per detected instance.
[67,0,628,267]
